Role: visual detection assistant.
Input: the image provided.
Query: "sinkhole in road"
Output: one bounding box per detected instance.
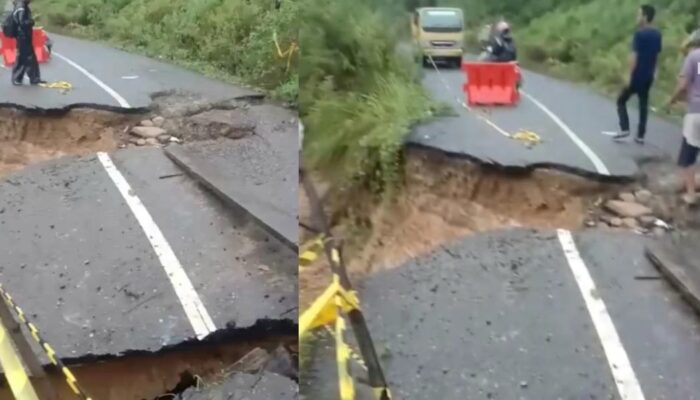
[0,334,297,400]
[330,148,620,277]
[299,148,620,308]
[0,103,297,398]
[0,94,263,179]
[0,108,137,178]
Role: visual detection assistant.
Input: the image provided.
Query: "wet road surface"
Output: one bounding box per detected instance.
[0,147,297,360]
[302,229,700,399]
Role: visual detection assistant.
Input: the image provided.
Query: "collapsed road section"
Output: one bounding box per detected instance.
[0,92,299,399]
[300,145,700,399]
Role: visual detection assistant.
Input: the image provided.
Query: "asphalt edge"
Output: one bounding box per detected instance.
[645,242,700,315]
[405,143,638,184]
[164,146,297,251]
[0,102,149,115]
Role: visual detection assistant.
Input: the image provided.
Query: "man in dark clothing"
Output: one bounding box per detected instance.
[11,0,44,86]
[613,4,662,144]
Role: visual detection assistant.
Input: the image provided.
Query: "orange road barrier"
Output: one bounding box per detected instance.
[0,32,15,66]
[33,28,50,64]
[0,28,51,67]
[462,62,520,106]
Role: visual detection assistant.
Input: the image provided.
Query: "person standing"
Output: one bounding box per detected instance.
[665,30,700,205]
[613,5,662,144]
[11,0,44,86]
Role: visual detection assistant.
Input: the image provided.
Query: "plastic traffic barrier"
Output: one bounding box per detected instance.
[32,28,50,63]
[0,28,51,67]
[0,33,16,66]
[462,62,520,106]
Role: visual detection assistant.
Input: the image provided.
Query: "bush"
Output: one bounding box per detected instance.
[300,0,436,192]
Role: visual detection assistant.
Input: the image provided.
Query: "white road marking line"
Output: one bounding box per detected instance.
[53,52,131,108]
[522,91,610,175]
[97,152,216,340]
[557,230,645,400]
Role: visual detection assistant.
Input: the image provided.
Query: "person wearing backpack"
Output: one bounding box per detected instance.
[6,0,44,85]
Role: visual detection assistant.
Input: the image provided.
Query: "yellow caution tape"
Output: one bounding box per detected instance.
[0,284,93,399]
[325,326,367,370]
[336,300,355,400]
[300,275,360,336]
[297,180,392,399]
[0,318,40,400]
[299,236,324,268]
[273,31,298,73]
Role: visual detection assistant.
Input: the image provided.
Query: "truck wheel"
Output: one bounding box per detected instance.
[453,57,462,69]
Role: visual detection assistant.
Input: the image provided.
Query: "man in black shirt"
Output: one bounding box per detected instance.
[613,4,662,144]
[11,0,44,86]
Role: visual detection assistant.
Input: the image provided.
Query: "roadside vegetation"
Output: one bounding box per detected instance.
[300,0,438,193]
[32,0,299,100]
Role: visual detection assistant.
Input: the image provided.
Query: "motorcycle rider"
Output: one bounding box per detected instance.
[479,20,521,89]
[480,20,517,62]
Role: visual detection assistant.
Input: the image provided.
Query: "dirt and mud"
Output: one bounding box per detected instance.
[0,336,297,400]
[0,109,134,177]
[299,148,620,308]
[0,92,294,179]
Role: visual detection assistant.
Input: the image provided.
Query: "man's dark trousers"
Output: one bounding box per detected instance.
[11,33,40,84]
[617,79,653,139]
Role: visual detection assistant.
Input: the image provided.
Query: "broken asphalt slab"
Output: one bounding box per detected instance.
[303,229,700,399]
[0,33,256,111]
[178,345,298,400]
[179,371,298,400]
[646,231,700,315]
[166,142,297,250]
[165,104,298,250]
[0,148,296,363]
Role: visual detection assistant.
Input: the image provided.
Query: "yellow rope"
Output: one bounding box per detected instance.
[38,80,72,93]
[273,31,298,72]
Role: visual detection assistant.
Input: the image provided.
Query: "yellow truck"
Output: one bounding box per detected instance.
[411,7,465,68]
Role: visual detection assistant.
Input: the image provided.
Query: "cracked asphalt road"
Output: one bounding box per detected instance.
[410,59,683,180]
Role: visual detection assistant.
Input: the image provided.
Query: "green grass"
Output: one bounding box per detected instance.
[515,0,697,109]
[300,0,439,193]
[32,0,299,100]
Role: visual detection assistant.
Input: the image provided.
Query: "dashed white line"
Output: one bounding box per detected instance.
[97,152,216,340]
[522,91,610,176]
[557,229,645,400]
[53,52,131,108]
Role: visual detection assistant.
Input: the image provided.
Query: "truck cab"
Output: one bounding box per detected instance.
[411,7,465,68]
